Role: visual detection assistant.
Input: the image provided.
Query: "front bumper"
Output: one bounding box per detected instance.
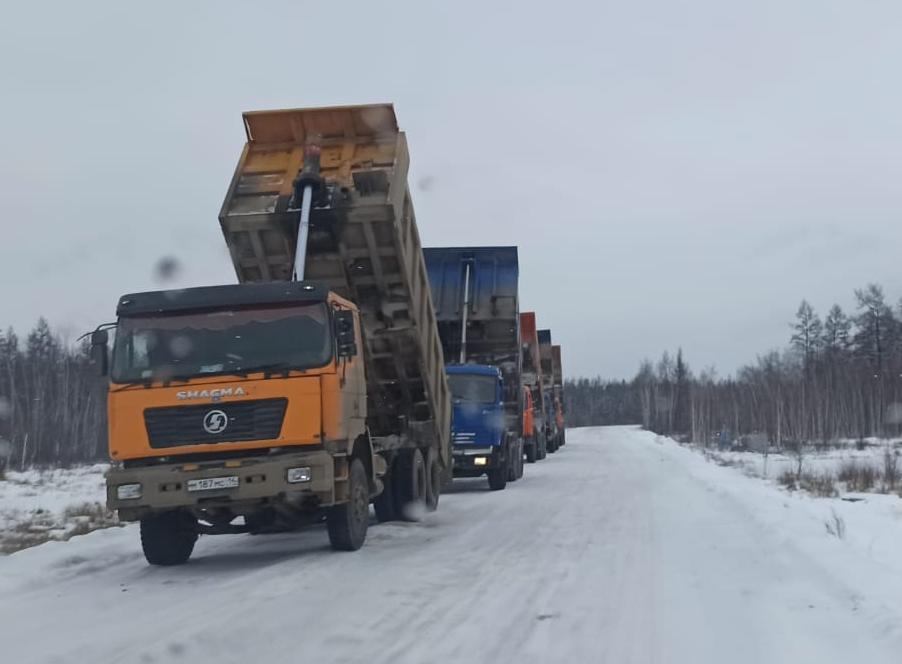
[452,444,503,475]
[107,449,337,521]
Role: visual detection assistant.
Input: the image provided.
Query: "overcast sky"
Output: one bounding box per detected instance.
[2,1,902,379]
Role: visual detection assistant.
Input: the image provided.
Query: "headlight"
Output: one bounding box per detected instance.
[473,457,488,466]
[287,467,312,483]
[116,483,142,500]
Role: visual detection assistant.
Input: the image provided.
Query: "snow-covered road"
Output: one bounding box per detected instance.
[3,426,902,663]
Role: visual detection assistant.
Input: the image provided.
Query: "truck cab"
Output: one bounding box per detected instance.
[446,364,511,490]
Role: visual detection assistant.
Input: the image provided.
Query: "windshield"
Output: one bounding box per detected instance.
[447,373,498,405]
[111,303,331,383]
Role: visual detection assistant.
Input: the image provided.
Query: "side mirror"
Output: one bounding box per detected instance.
[90,329,109,376]
[334,310,358,358]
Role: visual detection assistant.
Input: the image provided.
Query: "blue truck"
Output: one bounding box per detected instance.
[424,247,523,491]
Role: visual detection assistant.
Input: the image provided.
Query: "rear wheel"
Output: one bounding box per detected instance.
[396,448,427,519]
[537,434,547,460]
[488,444,508,491]
[525,437,537,463]
[327,458,369,551]
[373,457,398,523]
[507,439,524,482]
[424,447,441,512]
[507,440,517,482]
[140,510,198,566]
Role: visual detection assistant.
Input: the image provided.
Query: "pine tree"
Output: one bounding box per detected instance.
[822,304,851,353]
[791,300,823,370]
[853,284,893,372]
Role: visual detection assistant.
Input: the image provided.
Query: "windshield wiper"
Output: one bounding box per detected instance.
[112,364,296,389]
[113,368,251,389]
[238,362,297,378]
[162,368,253,384]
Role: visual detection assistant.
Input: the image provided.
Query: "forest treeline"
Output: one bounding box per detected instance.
[566,283,902,446]
[0,319,106,468]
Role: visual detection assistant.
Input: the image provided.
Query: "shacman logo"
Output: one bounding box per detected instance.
[203,409,229,435]
[176,387,247,402]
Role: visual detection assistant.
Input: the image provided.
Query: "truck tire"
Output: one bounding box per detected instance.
[488,440,508,491]
[424,447,441,512]
[140,510,198,566]
[373,458,398,523]
[487,466,507,491]
[327,458,369,551]
[525,437,537,464]
[507,444,517,482]
[537,434,547,460]
[507,439,524,482]
[397,448,427,520]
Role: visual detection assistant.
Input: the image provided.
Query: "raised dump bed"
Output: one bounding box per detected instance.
[423,247,521,427]
[520,311,548,428]
[218,104,450,463]
[538,329,554,394]
[551,345,563,388]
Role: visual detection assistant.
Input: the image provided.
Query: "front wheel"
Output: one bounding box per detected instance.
[327,458,370,551]
[140,510,198,566]
[487,459,508,490]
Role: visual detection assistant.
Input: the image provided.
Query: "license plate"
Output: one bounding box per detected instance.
[187,476,239,492]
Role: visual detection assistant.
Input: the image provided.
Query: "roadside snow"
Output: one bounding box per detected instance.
[701,443,901,483]
[0,464,117,553]
[1,427,902,663]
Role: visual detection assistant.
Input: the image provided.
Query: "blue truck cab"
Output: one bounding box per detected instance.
[446,364,508,485]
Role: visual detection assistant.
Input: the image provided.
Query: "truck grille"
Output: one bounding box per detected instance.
[144,398,288,449]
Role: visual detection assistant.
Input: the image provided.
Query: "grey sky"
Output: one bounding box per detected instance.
[2,1,902,379]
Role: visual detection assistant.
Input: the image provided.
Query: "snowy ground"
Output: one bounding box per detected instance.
[0,464,117,553]
[2,426,902,663]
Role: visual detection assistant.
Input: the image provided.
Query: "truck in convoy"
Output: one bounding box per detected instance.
[519,312,547,462]
[538,329,562,453]
[423,246,524,490]
[552,344,566,447]
[95,104,451,565]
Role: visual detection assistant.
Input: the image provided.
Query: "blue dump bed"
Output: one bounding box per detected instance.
[423,247,521,431]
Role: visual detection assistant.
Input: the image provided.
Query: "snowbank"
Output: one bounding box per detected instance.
[0,464,118,553]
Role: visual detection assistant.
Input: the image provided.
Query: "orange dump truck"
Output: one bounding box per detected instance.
[96,105,451,565]
[519,312,548,461]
